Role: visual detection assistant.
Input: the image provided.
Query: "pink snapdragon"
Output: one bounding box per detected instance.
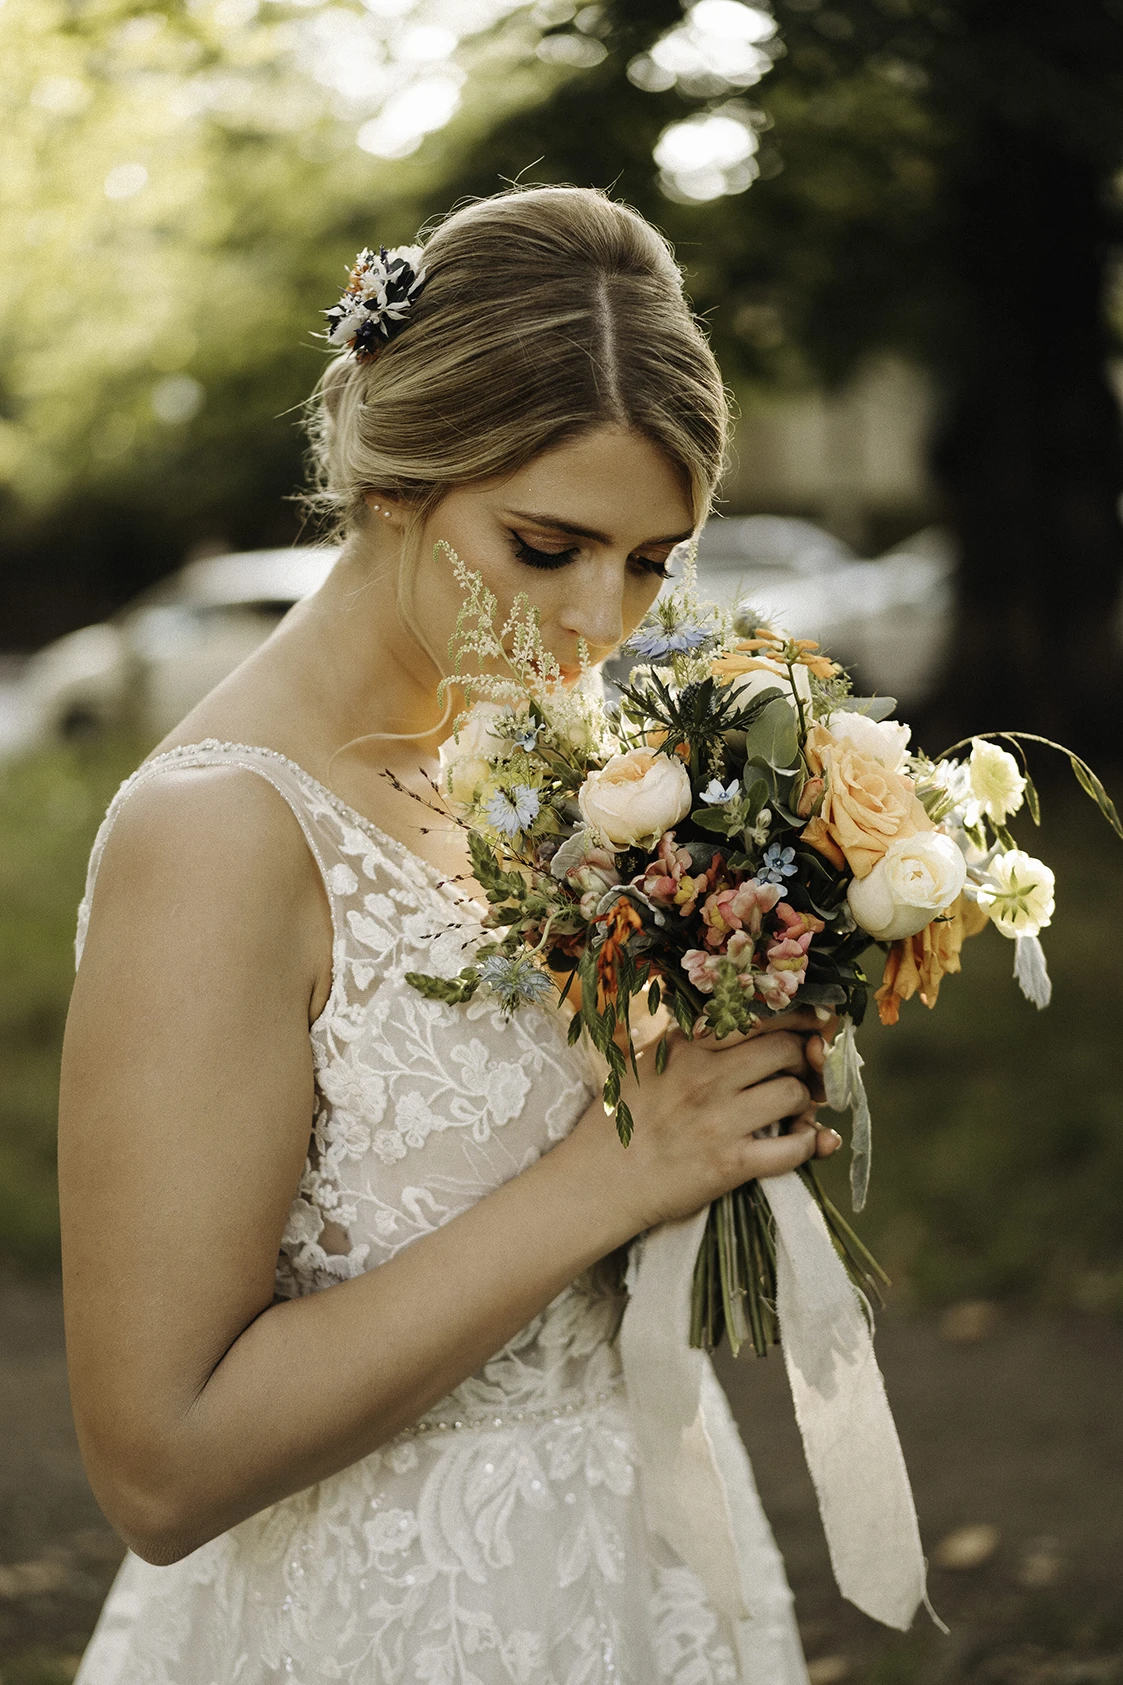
[633,830,718,918]
[681,949,723,993]
[701,878,785,951]
[755,904,825,1010]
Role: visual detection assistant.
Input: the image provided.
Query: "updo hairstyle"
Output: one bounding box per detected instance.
[306,186,731,549]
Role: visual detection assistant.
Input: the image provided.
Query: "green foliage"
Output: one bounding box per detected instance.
[0,733,148,1273]
[402,968,480,1006]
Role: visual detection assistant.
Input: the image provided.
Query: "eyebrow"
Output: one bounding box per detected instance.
[506,508,695,547]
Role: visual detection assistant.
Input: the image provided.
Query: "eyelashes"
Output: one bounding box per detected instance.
[510,534,670,580]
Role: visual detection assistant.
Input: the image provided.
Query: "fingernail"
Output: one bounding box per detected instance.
[829,1129,842,1146]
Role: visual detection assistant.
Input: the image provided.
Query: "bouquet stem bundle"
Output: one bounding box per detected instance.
[690,1167,891,1357]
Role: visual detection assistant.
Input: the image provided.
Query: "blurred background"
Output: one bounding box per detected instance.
[3,2,1123,1681]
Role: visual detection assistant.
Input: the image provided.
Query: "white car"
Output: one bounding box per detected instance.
[18,546,338,746]
[691,508,951,700]
[625,516,955,706]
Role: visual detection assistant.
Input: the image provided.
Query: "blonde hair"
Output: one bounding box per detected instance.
[305,186,730,729]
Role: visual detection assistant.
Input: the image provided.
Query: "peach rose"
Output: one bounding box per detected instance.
[803,737,933,880]
[577,748,692,851]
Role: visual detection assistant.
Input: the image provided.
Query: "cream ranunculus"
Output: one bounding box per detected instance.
[847,831,968,942]
[968,738,1026,823]
[438,703,513,812]
[976,849,1055,938]
[578,748,692,851]
[825,709,911,772]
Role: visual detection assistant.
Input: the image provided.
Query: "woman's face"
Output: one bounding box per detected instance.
[406,425,697,683]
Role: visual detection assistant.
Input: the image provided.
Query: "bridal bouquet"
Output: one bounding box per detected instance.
[405,541,1121,1358]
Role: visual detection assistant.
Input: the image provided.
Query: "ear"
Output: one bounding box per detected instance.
[362,490,403,525]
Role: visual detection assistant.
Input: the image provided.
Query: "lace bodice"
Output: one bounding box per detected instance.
[72,741,807,1685]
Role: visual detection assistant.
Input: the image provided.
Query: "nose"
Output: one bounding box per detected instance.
[557,561,626,658]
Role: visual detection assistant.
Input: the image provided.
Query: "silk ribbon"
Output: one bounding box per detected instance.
[618,1169,928,1630]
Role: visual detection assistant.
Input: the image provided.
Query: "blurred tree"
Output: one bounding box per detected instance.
[420,0,1123,751]
[0,0,547,644]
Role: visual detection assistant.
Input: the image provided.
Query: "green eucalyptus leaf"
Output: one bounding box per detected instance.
[691,807,738,835]
[741,697,800,770]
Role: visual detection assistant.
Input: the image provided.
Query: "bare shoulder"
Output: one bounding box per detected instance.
[94,760,324,931]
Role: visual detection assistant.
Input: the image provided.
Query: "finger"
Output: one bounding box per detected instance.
[748,1120,821,1179]
[815,1125,843,1158]
[735,1072,811,1133]
[742,1007,831,1042]
[731,1032,811,1091]
[693,1007,832,1050]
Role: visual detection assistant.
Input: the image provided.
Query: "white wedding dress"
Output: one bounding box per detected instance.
[71,741,809,1685]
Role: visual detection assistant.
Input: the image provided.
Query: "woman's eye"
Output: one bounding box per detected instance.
[509,533,671,579]
[511,534,580,570]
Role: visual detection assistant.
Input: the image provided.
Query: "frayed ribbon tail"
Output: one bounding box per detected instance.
[763,1171,931,1630]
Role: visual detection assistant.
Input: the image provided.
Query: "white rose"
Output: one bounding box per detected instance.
[825,709,911,771]
[438,703,513,812]
[728,656,812,710]
[578,748,692,851]
[976,849,1055,938]
[968,738,1026,823]
[847,830,967,942]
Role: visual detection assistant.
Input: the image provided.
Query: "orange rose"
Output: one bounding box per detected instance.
[874,894,989,1024]
[803,737,932,880]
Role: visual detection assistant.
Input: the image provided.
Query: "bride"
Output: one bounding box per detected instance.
[59,185,842,1685]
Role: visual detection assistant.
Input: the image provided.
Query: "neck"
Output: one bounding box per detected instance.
[284,530,452,767]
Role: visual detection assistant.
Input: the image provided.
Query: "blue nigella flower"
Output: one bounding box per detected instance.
[478,954,556,1014]
[483,785,540,837]
[758,842,798,885]
[624,625,713,661]
[701,778,741,805]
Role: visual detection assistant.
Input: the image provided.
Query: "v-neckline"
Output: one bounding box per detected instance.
[143,738,484,914]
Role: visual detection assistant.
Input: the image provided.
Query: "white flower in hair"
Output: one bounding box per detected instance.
[322,244,426,362]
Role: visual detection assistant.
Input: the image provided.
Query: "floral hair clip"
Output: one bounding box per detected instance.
[322,244,427,362]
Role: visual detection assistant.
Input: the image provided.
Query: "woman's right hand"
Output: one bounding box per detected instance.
[572,1008,842,1234]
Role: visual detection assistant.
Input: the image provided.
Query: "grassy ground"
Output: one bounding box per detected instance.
[1,737,1122,1315]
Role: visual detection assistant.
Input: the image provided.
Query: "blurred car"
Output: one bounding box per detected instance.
[19,546,339,746]
[607,516,955,706]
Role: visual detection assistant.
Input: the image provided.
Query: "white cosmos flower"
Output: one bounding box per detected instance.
[976,849,1055,938]
[969,738,1026,824]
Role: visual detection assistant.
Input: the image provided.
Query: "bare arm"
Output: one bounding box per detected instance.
[59,768,834,1567]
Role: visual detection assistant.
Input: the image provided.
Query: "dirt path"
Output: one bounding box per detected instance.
[2,1276,1121,1684]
